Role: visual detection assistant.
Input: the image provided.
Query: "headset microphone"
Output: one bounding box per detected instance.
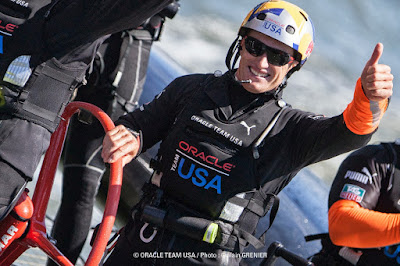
[238,79,252,83]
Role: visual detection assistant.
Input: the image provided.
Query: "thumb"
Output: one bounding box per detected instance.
[367,43,383,66]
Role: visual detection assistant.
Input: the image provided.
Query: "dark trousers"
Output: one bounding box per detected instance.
[0,160,27,219]
[0,116,50,220]
[47,36,152,265]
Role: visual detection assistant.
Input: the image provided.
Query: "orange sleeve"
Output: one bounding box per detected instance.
[342,78,389,135]
[329,199,400,248]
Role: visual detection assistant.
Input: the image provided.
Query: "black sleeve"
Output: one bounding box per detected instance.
[45,0,173,55]
[116,74,207,152]
[255,108,376,192]
[328,145,391,210]
[271,108,372,173]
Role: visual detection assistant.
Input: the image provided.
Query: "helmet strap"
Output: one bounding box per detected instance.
[225,36,241,72]
[275,63,301,97]
[286,63,301,80]
[274,76,287,99]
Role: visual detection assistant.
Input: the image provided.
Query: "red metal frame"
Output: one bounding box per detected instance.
[0,102,123,266]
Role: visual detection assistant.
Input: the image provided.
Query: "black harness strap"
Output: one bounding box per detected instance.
[227,193,279,228]
[13,58,86,132]
[381,142,397,191]
[111,28,156,113]
[253,101,287,159]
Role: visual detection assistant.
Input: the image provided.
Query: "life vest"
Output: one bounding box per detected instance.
[155,75,285,217]
[0,0,103,132]
[149,75,287,251]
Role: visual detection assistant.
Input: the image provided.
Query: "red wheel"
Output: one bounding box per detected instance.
[0,102,123,266]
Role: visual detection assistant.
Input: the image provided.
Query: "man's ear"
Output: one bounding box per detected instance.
[238,38,244,53]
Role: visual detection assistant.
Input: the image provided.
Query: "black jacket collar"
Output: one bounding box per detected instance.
[204,71,280,121]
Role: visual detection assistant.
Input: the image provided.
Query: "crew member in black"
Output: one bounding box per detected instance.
[310,140,400,265]
[101,1,393,265]
[0,0,174,219]
[47,3,180,264]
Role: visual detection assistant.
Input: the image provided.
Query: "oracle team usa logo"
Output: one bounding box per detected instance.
[168,140,237,195]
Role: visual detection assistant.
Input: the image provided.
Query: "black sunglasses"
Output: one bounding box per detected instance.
[244,36,295,66]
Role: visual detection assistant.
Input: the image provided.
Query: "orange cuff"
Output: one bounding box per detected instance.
[343,78,388,135]
[329,200,400,248]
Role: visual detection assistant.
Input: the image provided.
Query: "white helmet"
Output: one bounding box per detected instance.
[239,0,315,68]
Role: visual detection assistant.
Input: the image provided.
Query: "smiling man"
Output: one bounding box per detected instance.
[100,1,393,265]
[235,31,299,94]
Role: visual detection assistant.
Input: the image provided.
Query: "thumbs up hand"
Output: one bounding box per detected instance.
[361,43,393,101]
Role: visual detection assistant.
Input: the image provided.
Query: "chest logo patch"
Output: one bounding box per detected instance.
[340,184,366,203]
[168,141,237,195]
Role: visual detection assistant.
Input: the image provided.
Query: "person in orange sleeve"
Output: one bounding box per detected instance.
[311,140,400,265]
[99,1,394,265]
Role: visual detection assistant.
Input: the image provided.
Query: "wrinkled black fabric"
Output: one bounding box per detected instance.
[44,0,172,57]
[110,71,373,265]
[48,32,153,265]
[313,143,400,266]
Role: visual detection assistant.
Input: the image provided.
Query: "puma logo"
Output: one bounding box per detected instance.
[361,167,375,184]
[240,121,256,136]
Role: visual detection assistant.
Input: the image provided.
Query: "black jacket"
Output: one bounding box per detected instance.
[118,71,372,199]
[320,142,400,265]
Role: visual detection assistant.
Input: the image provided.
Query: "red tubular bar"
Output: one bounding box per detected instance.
[0,102,122,266]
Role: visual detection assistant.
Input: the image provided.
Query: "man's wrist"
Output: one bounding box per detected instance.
[126,128,140,138]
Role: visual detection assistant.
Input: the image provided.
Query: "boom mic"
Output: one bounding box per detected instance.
[238,79,252,83]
